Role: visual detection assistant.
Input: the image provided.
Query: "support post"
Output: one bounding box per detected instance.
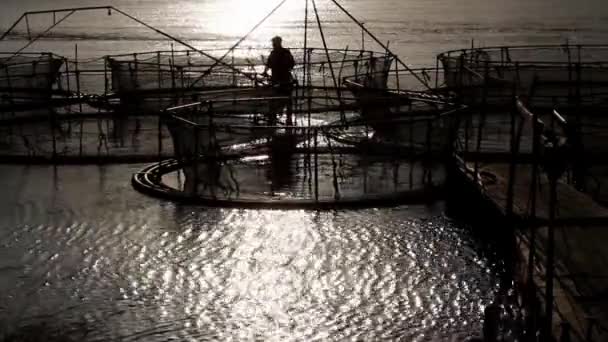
[75,44,82,113]
[314,128,319,202]
[473,61,490,183]
[525,109,541,337]
[544,176,557,340]
[328,0,432,91]
[506,96,517,217]
[311,0,344,121]
[158,111,163,170]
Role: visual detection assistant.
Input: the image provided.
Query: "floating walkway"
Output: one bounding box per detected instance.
[453,98,608,341]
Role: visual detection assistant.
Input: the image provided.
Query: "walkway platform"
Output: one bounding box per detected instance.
[457,160,608,340]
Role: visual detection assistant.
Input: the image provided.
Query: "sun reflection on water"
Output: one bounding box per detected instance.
[203,0,304,39]
[0,165,501,340]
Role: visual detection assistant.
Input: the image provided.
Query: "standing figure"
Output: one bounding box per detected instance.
[263,36,295,125]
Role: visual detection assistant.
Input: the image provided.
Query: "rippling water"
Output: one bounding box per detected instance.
[1,0,607,66]
[0,165,502,340]
[3,0,598,339]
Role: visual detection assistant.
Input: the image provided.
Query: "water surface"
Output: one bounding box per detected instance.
[0,164,501,340]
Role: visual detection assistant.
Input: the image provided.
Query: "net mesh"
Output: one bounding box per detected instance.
[439,46,608,107]
[156,107,451,205]
[107,48,394,92]
[0,54,64,113]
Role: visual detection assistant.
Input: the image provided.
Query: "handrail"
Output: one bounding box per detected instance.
[438,44,608,59]
[0,6,113,41]
[105,47,389,59]
[165,96,463,131]
[552,109,568,128]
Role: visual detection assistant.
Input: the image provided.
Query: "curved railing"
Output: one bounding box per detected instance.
[129,96,462,208]
[436,44,608,108]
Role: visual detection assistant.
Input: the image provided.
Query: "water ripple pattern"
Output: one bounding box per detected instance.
[0,165,500,341]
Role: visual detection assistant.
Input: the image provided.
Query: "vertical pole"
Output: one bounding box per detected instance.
[157,52,162,89]
[394,57,400,93]
[79,117,84,157]
[314,128,319,202]
[506,96,517,217]
[464,111,470,155]
[103,57,109,96]
[47,54,57,162]
[78,55,83,156]
[65,54,72,96]
[425,119,433,185]
[303,0,310,131]
[25,15,31,40]
[567,44,572,105]
[458,54,465,103]
[311,0,344,121]
[170,43,176,90]
[307,49,313,128]
[158,110,163,169]
[75,44,83,113]
[193,123,199,191]
[231,49,236,87]
[4,65,16,119]
[545,176,557,340]
[435,57,439,89]
[526,113,540,337]
[361,23,365,51]
[133,53,138,90]
[208,102,214,152]
[474,61,490,182]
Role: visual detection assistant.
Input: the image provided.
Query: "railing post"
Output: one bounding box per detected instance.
[193,120,200,192]
[50,109,57,162]
[158,110,163,171]
[103,57,109,96]
[506,97,517,217]
[208,101,214,152]
[544,171,558,340]
[157,51,162,89]
[473,60,490,183]
[425,119,433,185]
[525,108,541,338]
[435,56,439,89]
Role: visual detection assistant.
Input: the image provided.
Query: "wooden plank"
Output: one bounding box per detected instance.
[464,162,608,224]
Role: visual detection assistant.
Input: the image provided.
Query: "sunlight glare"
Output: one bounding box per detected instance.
[206,0,302,39]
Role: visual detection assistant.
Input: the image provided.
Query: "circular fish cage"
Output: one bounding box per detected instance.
[131,95,461,209]
[103,47,403,115]
[437,44,608,109]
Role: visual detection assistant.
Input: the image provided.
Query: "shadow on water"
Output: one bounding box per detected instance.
[2,323,88,342]
[444,168,524,339]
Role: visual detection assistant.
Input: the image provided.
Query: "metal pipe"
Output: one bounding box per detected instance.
[328,0,433,92]
[5,10,76,63]
[25,14,31,40]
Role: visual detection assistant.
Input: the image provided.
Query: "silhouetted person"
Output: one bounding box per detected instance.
[263,36,295,125]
